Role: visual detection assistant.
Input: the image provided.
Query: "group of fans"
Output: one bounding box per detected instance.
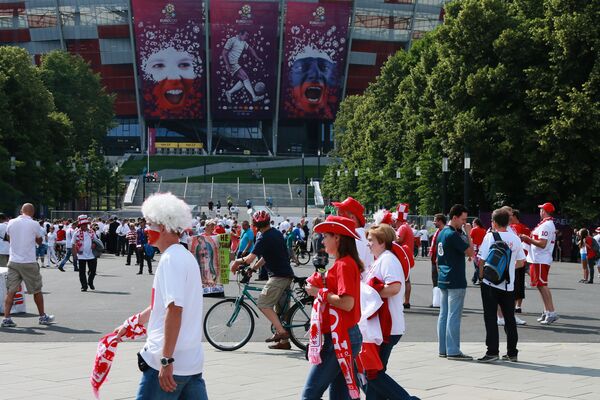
[0,192,572,400]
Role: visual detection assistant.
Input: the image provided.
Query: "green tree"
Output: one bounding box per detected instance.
[39,51,115,152]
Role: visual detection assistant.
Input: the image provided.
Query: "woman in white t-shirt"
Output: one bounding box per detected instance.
[364,224,417,400]
[46,226,57,267]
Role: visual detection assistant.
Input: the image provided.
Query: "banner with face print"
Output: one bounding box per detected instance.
[132,0,205,119]
[280,2,351,120]
[210,1,279,119]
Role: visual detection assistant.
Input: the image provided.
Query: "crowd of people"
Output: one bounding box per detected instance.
[1,192,597,400]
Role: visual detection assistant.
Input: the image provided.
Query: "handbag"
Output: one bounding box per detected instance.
[92,237,104,259]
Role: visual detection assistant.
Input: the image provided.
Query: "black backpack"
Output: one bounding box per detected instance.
[483,232,512,285]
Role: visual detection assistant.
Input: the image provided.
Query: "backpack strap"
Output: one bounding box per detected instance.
[492,231,502,242]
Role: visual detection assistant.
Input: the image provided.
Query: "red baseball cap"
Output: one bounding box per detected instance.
[314,215,359,239]
[332,197,366,227]
[538,202,555,214]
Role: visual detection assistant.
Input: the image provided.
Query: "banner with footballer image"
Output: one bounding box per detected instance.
[210,0,279,119]
[280,2,352,120]
[132,0,205,119]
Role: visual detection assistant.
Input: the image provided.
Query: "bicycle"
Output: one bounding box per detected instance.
[293,241,311,265]
[203,266,314,351]
[54,243,71,265]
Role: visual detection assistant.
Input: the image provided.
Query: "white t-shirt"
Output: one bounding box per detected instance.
[47,232,57,246]
[419,229,429,241]
[117,224,130,236]
[39,227,48,245]
[362,250,406,335]
[0,222,10,255]
[355,227,374,270]
[71,229,95,260]
[478,230,526,291]
[65,227,74,249]
[140,244,204,376]
[526,219,555,265]
[7,215,42,263]
[224,36,248,65]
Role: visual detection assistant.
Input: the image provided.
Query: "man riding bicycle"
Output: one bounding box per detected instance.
[231,211,295,350]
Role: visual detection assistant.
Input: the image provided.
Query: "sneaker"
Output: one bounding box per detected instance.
[1,318,17,328]
[447,353,473,361]
[58,266,65,272]
[537,312,547,322]
[540,313,559,325]
[403,303,411,309]
[497,318,505,326]
[477,354,499,363]
[515,316,527,325]
[39,314,55,325]
[438,354,447,358]
[502,354,518,362]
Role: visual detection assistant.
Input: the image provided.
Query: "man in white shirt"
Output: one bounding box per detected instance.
[476,208,526,362]
[2,203,54,328]
[520,202,558,325]
[221,30,264,103]
[116,220,130,257]
[114,193,207,398]
[0,213,10,268]
[59,222,78,272]
[419,226,429,257]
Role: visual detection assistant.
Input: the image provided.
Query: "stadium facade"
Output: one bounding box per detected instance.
[0,0,446,156]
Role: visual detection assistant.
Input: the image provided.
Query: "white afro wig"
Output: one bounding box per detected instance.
[141,192,192,233]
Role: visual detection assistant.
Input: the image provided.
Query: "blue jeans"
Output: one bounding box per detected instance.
[302,325,362,400]
[366,335,418,400]
[437,288,466,356]
[59,248,77,269]
[136,367,208,400]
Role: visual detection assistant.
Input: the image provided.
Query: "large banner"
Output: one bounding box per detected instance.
[132,0,205,120]
[280,2,351,120]
[210,1,279,119]
[190,235,225,295]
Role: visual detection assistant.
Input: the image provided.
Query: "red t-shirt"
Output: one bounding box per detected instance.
[396,224,414,256]
[511,223,532,255]
[470,227,486,247]
[585,236,597,259]
[322,255,361,334]
[56,229,66,241]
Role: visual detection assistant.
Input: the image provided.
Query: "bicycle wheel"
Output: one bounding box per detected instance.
[296,249,311,265]
[286,298,313,351]
[203,299,255,351]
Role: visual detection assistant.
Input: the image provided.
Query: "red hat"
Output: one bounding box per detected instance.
[373,209,394,225]
[77,214,90,226]
[538,202,555,214]
[314,215,359,239]
[396,203,410,222]
[332,197,366,227]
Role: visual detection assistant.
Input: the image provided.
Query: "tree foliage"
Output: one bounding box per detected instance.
[0,48,116,214]
[323,0,600,224]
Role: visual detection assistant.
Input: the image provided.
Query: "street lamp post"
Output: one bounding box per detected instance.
[464,151,471,208]
[442,157,448,214]
[317,149,321,181]
[85,162,90,210]
[301,152,305,187]
[114,165,120,210]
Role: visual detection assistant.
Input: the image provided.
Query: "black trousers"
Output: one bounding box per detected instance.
[421,241,429,257]
[136,247,152,273]
[480,283,518,357]
[126,243,137,265]
[79,258,97,290]
[117,236,127,256]
[431,262,438,287]
[514,265,526,300]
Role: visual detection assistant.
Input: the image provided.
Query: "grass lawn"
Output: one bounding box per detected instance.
[120,155,287,176]
[167,165,323,184]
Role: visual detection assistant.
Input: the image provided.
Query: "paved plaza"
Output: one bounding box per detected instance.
[0,254,599,399]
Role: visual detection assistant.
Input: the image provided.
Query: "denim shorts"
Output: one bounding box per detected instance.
[136,367,208,400]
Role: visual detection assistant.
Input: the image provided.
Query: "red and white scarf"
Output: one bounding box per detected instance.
[307,273,360,399]
[74,228,95,253]
[91,314,146,399]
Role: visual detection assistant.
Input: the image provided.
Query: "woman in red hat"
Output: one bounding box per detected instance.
[302,215,363,400]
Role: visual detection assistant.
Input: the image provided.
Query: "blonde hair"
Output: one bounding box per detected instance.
[367,224,396,250]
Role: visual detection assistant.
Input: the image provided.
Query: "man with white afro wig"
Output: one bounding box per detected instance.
[141,192,192,234]
[114,192,209,398]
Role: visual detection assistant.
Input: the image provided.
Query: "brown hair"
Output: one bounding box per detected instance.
[579,228,589,248]
[337,234,364,272]
[367,224,396,251]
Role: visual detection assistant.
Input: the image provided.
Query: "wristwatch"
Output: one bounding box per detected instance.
[160,357,175,367]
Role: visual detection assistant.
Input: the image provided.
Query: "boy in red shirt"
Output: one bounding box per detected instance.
[469,218,486,285]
